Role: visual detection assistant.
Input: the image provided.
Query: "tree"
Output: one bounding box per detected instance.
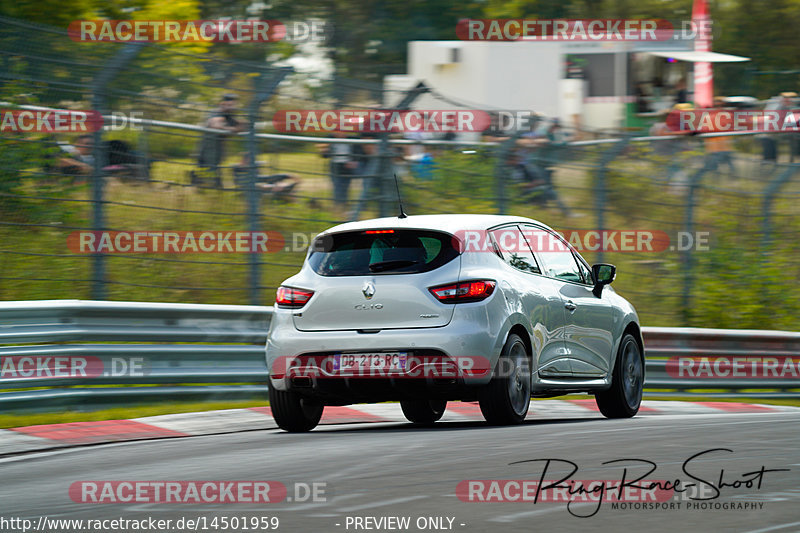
[0,0,93,27]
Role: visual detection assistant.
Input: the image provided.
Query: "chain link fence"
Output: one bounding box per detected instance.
[1,16,798,329]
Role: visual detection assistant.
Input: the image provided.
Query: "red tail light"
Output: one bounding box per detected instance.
[276,286,314,308]
[429,280,496,303]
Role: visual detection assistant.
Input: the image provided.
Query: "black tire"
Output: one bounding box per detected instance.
[479,334,531,425]
[400,399,447,425]
[269,386,324,432]
[596,333,644,418]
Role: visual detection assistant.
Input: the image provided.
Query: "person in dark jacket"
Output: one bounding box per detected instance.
[191,93,244,188]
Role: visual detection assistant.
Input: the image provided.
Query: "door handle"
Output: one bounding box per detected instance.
[564,300,577,311]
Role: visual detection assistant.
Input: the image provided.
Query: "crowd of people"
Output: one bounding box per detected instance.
[648,91,799,189]
[55,133,148,184]
[49,88,798,220]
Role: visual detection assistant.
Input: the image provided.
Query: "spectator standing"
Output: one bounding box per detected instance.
[776,91,799,162]
[704,98,736,178]
[507,144,571,217]
[635,82,651,113]
[656,103,695,191]
[674,79,689,105]
[350,134,383,220]
[192,93,244,188]
[322,130,361,217]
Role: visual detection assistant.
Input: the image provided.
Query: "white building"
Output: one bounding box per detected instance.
[387,37,748,133]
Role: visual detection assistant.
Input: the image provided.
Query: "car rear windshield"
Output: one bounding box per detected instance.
[308,229,459,276]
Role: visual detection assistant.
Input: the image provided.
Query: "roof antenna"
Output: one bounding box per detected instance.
[393,173,408,219]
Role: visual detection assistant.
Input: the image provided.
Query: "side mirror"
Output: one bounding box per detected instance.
[591,263,616,298]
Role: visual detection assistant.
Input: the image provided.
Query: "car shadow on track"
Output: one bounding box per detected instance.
[296,417,605,435]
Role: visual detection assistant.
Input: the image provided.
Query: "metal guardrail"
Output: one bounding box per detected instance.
[1,300,798,412]
[0,300,272,412]
[1,101,773,146]
[641,327,800,399]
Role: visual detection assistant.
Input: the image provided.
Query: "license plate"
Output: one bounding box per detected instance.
[332,352,408,375]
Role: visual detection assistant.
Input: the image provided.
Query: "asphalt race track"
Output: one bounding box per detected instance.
[2,411,800,533]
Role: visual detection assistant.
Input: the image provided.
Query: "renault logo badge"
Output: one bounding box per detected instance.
[362,281,376,300]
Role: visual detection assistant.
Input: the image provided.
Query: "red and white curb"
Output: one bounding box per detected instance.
[2,400,798,456]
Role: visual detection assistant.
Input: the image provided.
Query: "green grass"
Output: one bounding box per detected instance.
[535,394,800,407]
[1,145,798,322]
[0,151,335,303]
[2,394,796,430]
[0,400,267,429]
[642,396,800,407]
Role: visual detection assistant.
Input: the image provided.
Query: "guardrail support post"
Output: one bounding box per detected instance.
[761,163,799,249]
[593,136,630,264]
[246,67,292,305]
[492,130,522,214]
[378,83,429,217]
[89,43,145,300]
[680,161,710,325]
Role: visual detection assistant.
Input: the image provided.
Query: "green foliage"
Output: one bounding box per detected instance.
[690,218,800,330]
[0,134,83,224]
[147,131,198,159]
[593,139,800,329]
[5,0,799,99]
[0,0,92,26]
[713,0,800,98]
[402,149,497,214]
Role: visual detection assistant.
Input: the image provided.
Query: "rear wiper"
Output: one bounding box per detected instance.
[368,259,419,272]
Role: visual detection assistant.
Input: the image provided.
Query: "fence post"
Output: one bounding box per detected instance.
[680,161,710,325]
[139,119,150,181]
[377,133,393,217]
[593,136,630,264]
[492,131,522,214]
[379,82,429,217]
[246,67,292,305]
[89,43,145,300]
[761,163,799,248]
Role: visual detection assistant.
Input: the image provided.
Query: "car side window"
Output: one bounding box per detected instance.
[419,237,442,262]
[575,256,593,285]
[489,226,541,275]
[527,229,583,283]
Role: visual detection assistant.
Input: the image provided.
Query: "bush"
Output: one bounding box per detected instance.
[0,134,82,223]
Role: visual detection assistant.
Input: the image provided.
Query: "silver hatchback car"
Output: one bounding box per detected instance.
[266,214,644,431]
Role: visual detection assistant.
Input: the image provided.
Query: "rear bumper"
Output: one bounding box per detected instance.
[265,305,500,399]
